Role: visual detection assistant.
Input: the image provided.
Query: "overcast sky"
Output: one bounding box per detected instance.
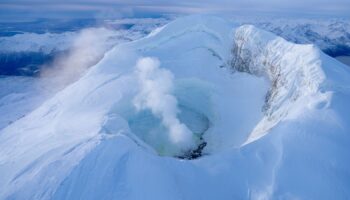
[1,0,350,20]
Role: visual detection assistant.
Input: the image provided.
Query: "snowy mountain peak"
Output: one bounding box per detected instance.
[1,15,350,199]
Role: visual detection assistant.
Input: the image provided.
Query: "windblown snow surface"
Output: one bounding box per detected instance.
[1,15,350,200]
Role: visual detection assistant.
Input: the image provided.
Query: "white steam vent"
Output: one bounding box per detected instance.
[133,57,196,155]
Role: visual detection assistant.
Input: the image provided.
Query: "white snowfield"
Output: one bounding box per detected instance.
[0,15,350,199]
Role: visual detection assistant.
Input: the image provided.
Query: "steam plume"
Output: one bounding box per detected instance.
[133,57,195,151]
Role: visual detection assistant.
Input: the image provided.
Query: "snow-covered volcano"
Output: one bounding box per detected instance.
[1,15,350,199]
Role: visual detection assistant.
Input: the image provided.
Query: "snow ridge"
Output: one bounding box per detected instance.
[231,25,327,144]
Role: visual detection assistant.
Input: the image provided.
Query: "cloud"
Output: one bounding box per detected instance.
[40,27,117,87]
[133,57,195,151]
[1,0,349,20]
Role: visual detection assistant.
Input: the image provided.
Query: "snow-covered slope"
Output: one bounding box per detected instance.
[1,15,350,199]
[0,76,55,130]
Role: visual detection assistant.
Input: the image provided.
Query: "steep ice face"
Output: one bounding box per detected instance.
[1,15,350,200]
[231,25,328,144]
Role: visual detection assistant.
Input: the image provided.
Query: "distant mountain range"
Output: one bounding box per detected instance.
[0,16,349,76]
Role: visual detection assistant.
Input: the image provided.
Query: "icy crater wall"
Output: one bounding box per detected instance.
[231,25,327,144]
